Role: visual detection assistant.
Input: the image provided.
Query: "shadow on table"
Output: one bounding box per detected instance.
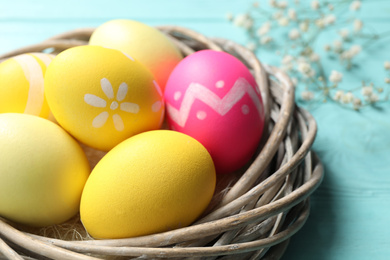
[280,162,340,260]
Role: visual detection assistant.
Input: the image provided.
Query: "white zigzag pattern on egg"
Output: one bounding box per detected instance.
[166,77,263,127]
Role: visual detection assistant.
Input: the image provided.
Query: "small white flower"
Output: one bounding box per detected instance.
[84,78,140,131]
[385,77,390,84]
[288,8,297,20]
[310,53,320,62]
[324,14,336,25]
[324,44,331,51]
[353,98,362,109]
[311,0,320,10]
[350,45,362,56]
[234,14,251,28]
[257,22,271,36]
[233,14,246,27]
[315,18,325,28]
[242,17,253,29]
[384,61,390,70]
[329,70,343,83]
[301,91,314,101]
[361,86,373,96]
[298,62,315,78]
[354,19,363,32]
[289,28,300,40]
[273,11,283,20]
[298,62,311,73]
[281,55,294,71]
[340,50,353,60]
[350,1,361,11]
[367,93,379,103]
[282,55,294,64]
[278,17,289,26]
[277,0,288,9]
[341,45,361,61]
[328,4,334,11]
[269,0,277,7]
[333,90,344,101]
[341,92,354,104]
[299,21,309,32]
[339,29,349,39]
[260,35,273,45]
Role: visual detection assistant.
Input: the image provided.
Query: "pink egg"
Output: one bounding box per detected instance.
[164,50,265,174]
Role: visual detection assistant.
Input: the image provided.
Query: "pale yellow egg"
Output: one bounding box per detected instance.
[0,53,54,119]
[80,130,216,239]
[0,113,90,227]
[44,45,164,152]
[89,19,183,92]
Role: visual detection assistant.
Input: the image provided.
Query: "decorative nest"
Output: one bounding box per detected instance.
[0,26,323,260]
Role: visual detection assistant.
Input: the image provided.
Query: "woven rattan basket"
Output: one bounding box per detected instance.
[0,26,323,260]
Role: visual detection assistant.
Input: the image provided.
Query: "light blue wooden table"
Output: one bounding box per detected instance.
[1,0,389,259]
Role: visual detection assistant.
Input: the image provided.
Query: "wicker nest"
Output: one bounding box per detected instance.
[0,26,323,260]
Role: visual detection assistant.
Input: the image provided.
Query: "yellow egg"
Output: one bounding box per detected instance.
[0,53,54,119]
[45,45,164,151]
[80,130,216,239]
[89,19,183,92]
[0,113,90,227]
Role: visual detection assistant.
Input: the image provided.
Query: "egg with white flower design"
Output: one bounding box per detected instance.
[45,45,164,151]
[164,50,265,174]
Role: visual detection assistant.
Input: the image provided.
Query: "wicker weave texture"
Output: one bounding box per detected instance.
[0,26,323,260]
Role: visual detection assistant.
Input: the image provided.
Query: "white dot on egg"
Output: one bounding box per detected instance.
[152,101,162,112]
[196,111,207,120]
[110,101,119,110]
[174,91,182,101]
[241,104,250,115]
[215,80,225,88]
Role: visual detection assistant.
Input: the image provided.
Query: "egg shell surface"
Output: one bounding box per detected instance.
[44,45,164,151]
[89,19,183,92]
[0,53,54,119]
[80,130,216,239]
[0,113,90,227]
[164,50,265,174]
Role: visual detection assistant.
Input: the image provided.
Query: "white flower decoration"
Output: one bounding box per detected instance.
[84,78,140,131]
[301,91,314,101]
[288,28,300,40]
[349,1,361,11]
[384,61,390,70]
[311,0,320,10]
[329,70,343,84]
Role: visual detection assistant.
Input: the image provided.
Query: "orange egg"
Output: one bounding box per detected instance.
[89,19,183,92]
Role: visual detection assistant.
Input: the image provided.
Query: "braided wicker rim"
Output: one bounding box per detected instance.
[0,26,324,260]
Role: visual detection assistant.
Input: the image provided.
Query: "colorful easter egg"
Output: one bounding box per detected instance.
[80,130,216,239]
[0,113,90,227]
[45,45,164,151]
[164,50,265,174]
[89,19,183,92]
[0,53,54,119]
